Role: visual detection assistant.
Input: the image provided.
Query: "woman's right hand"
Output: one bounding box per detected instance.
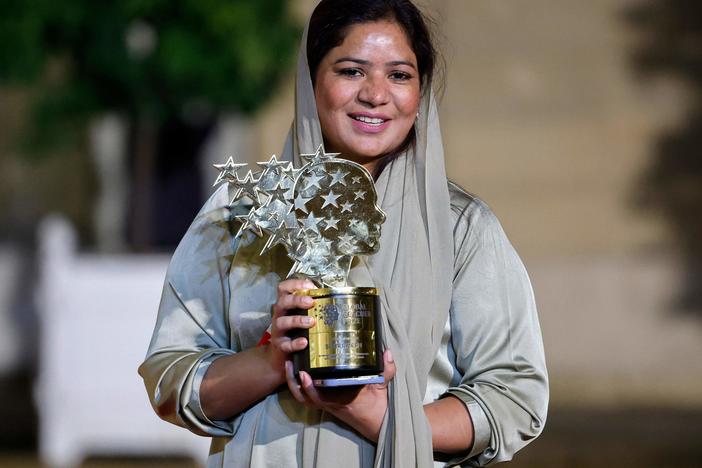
[268,278,318,381]
[199,278,317,420]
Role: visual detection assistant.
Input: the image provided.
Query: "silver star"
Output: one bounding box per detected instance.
[323,215,340,231]
[338,233,355,248]
[256,198,290,230]
[261,221,300,254]
[303,172,325,191]
[351,176,362,184]
[267,181,292,203]
[321,190,341,209]
[268,210,282,223]
[287,166,302,181]
[257,155,293,193]
[251,206,275,231]
[294,193,312,213]
[317,237,333,251]
[235,212,263,238]
[257,154,291,174]
[301,144,339,165]
[232,171,261,204]
[329,168,348,187]
[260,220,285,253]
[299,212,324,235]
[213,157,247,186]
[354,190,367,200]
[340,201,354,213]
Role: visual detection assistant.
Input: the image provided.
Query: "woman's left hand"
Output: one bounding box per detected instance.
[285,349,396,442]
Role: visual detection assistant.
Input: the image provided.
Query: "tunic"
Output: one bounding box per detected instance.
[139,181,548,467]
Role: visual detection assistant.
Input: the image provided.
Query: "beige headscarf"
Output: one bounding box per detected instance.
[280,9,454,466]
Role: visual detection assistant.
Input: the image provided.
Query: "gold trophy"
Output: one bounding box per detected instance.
[214,145,386,386]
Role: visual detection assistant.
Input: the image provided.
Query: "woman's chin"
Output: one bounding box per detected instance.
[336,150,385,167]
[334,135,386,157]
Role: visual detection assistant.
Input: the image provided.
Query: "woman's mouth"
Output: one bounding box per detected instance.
[353,115,386,125]
[349,114,391,133]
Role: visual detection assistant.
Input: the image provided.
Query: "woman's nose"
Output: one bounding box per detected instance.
[358,76,389,107]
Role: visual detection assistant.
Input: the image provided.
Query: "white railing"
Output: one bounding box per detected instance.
[36,215,210,467]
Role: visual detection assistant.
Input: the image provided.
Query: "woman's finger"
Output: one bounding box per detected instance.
[275,314,315,333]
[277,279,316,297]
[380,349,396,388]
[273,335,309,354]
[277,293,314,312]
[299,371,325,407]
[285,361,307,404]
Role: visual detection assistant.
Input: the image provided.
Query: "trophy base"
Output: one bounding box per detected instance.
[313,374,384,387]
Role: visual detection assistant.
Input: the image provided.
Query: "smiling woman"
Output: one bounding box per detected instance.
[314,20,421,172]
[139,1,548,467]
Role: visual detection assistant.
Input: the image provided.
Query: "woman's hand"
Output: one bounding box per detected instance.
[267,278,318,382]
[285,349,397,442]
[199,278,316,421]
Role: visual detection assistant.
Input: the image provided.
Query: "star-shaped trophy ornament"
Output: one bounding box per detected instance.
[212,145,386,288]
[213,145,387,387]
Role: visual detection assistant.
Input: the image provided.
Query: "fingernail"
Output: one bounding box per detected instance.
[303,316,313,325]
[386,349,394,363]
[304,281,316,289]
[302,296,314,306]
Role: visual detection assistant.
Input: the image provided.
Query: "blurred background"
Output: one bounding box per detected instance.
[1,0,701,466]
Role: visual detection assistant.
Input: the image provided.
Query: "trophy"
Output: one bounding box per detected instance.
[213,145,386,387]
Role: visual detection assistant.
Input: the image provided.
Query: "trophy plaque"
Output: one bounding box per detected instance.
[213,145,386,387]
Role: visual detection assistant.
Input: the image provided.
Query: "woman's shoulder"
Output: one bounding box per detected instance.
[447,180,498,230]
[447,181,523,274]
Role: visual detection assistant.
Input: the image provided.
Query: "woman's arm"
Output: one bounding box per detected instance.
[447,195,549,465]
[198,345,284,420]
[139,190,318,434]
[139,191,245,436]
[200,278,317,420]
[425,396,475,453]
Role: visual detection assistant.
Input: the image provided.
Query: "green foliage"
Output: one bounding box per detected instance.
[0,0,300,155]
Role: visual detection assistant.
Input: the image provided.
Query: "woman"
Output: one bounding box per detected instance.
[139,1,548,466]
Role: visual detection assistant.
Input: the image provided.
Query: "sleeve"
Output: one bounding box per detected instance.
[443,199,549,466]
[137,185,244,437]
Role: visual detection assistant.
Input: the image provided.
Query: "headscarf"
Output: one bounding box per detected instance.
[280,9,454,466]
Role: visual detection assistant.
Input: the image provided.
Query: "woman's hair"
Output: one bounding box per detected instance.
[307,0,441,177]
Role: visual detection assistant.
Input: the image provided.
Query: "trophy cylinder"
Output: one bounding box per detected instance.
[289,287,384,386]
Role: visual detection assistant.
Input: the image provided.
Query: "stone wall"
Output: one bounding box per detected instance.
[252,0,702,408]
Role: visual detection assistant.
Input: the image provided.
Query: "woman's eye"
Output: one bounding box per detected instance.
[389,71,412,81]
[339,68,363,77]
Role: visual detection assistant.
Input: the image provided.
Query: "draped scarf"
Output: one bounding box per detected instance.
[279,12,454,467]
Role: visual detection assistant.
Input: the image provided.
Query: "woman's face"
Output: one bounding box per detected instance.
[314,20,421,171]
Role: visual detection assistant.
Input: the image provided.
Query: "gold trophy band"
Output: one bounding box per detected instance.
[291,287,384,386]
